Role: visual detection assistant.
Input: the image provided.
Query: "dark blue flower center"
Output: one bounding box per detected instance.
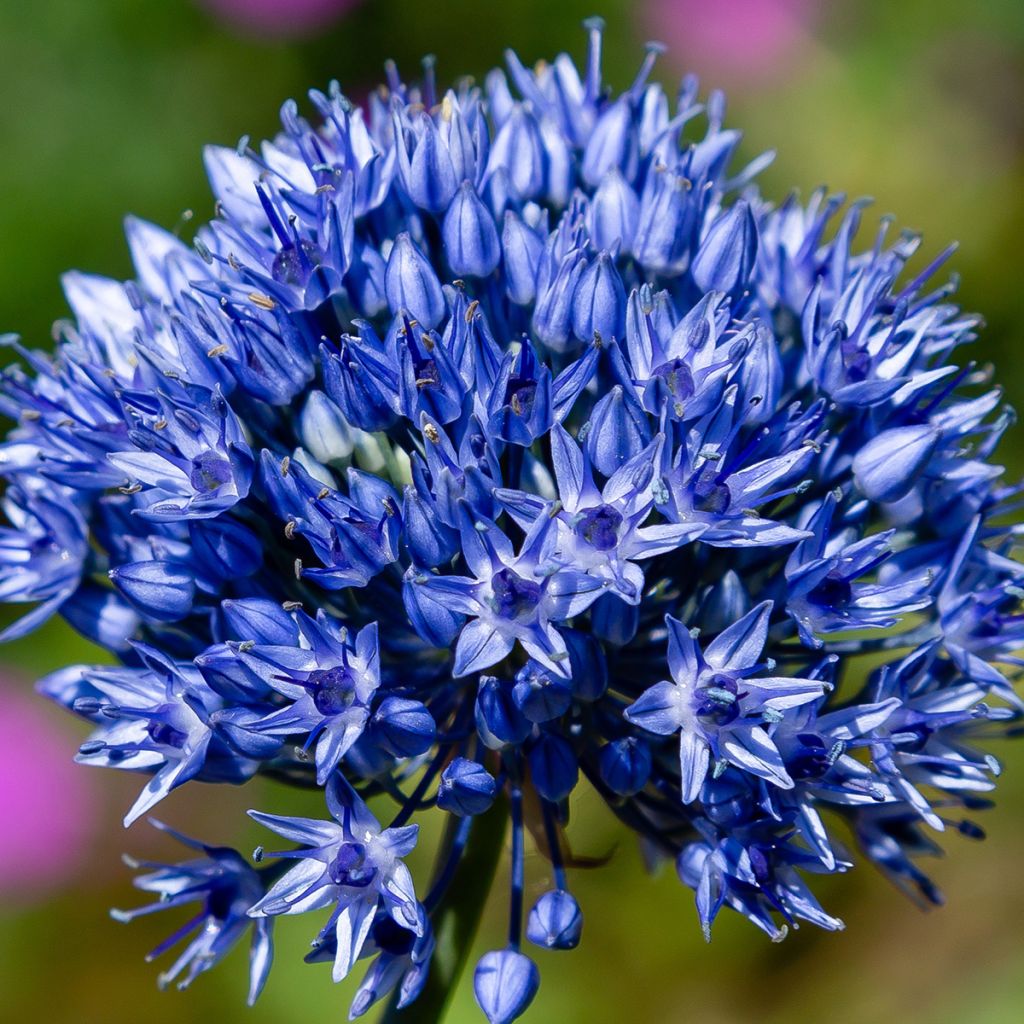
[693,469,731,514]
[30,534,59,556]
[898,724,932,754]
[207,880,239,921]
[576,504,623,551]
[505,377,537,418]
[844,349,871,382]
[695,673,741,727]
[146,720,188,749]
[328,842,377,887]
[308,666,358,716]
[653,358,696,401]
[789,733,838,780]
[372,914,416,956]
[809,574,853,610]
[490,568,542,620]
[271,240,325,286]
[190,451,233,492]
[413,358,440,389]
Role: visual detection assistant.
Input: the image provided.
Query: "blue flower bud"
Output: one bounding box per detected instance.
[632,166,694,274]
[403,568,464,646]
[599,736,652,796]
[573,251,626,343]
[732,324,782,425]
[221,597,299,645]
[189,517,263,581]
[347,241,388,317]
[483,166,513,220]
[502,211,544,305]
[372,697,437,757]
[585,384,650,476]
[526,889,583,950]
[299,390,356,464]
[532,252,586,352]
[564,629,608,701]
[109,560,195,622]
[691,200,759,295]
[403,115,458,212]
[588,169,640,254]
[385,232,446,328]
[476,676,531,750]
[437,757,497,816]
[402,485,459,568]
[443,182,501,278]
[697,570,751,634]
[59,585,139,653]
[512,662,572,723]
[213,707,283,760]
[440,94,481,185]
[195,642,268,702]
[852,423,940,503]
[473,949,539,1024]
[489,107,544,201]
[590,590,639,646]
[528,733,578,802]
[539,117,573,207]
[701,774,757,828]
[581,98,637,188]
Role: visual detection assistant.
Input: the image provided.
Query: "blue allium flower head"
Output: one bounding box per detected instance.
[5,19,1024,1022]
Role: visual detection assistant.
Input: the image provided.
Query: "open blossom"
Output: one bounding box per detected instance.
[113,820,274,1004]
[248,777,422,985]
[626,604,825,800]
[230,611,383,784]
[2,20,1023,1024]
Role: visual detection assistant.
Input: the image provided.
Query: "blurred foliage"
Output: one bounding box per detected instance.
[1,1,1023,1022]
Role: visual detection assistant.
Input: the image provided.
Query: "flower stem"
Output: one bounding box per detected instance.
[381,797,508,1024]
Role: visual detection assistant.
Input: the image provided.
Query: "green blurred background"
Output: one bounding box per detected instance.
[1,1,1023,1021]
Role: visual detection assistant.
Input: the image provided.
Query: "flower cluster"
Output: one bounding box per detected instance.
[3,19,1022,1023]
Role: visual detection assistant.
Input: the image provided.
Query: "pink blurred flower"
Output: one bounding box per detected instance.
[646,0,818,82]
[0,681,96,895]
[199,0,362,38]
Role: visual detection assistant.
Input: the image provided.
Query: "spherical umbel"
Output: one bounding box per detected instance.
[2,17,1020,1024]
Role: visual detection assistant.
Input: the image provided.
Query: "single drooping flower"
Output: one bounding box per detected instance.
[2,19,1022,1023]
[113,820,275,1004]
